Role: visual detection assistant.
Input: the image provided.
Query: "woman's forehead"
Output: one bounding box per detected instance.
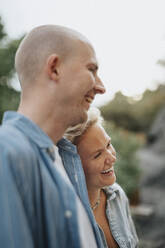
[78,124,110,154]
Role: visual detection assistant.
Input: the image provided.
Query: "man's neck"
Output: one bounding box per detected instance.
[18,105,68,144]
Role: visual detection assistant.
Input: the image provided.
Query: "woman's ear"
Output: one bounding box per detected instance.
[46,54,60,82]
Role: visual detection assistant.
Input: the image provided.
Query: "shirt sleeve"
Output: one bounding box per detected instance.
[0,145,35,248]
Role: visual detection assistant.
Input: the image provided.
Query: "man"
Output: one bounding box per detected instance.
[0,25,105,247]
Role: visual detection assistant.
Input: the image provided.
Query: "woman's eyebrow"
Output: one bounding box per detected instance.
[89,148,103,157]
[88,137,111,158]
[107,138,111,145]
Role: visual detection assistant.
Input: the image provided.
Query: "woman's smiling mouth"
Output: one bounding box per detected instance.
[101,167,114,176]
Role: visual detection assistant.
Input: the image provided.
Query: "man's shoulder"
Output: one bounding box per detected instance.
[0,122,30,148]
[0,123,39,187]
[0,123,37,163]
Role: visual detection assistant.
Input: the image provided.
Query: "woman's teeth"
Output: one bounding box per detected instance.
[101,168,113,174]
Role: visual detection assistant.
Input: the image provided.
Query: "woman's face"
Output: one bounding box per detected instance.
[77,123,116,190]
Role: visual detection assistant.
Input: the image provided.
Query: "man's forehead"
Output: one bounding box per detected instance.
[76,39,96,56]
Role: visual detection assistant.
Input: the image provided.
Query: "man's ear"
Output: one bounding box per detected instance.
[46,54,60,82]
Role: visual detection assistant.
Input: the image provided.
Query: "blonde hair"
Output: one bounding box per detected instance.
[65,107,103,144]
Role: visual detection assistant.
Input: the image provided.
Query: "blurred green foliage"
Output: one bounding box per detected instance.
[100,63,165,201]
[100,84,165,133]
[0,38,22,80]
[0,17,21,123]
[0,84,20,122]
[104,121,142,201]
[0,17,6,41]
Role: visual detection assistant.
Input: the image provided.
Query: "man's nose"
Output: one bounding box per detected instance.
[94,77,106,94]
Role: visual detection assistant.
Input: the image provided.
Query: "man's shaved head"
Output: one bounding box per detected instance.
[15,25,89,86]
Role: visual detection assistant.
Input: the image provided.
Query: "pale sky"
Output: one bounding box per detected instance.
[1,0,165,106]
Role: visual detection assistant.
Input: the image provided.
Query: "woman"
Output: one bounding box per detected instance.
[65,108,139,248]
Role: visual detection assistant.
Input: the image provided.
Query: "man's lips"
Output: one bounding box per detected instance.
[85,95,94,104]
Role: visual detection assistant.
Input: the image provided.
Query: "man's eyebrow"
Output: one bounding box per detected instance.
[87,63,99,70]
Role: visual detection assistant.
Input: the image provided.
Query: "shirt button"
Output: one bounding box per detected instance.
[49,147,54,154]
[65,210,72,218]
[75,174,78,182]
[47,147,55,160]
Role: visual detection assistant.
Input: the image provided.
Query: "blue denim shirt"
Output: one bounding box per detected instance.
[99,184,139,248]
[0,111,103,248]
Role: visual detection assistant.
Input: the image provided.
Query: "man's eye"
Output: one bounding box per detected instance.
[89,68,95,73]
[94,152,101,159]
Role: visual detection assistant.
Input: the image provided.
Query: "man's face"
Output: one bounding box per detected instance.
[59,41,105,126]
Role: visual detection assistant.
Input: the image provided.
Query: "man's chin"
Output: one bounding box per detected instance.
[80,110,88,123]
[72,110,88,126]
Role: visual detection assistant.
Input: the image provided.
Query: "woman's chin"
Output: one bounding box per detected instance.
[100,175,116,187]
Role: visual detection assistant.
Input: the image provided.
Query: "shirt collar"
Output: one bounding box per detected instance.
[102,183,120,200]
[3,111,54,149]
[57,138,78,154]
[3,111,78,155]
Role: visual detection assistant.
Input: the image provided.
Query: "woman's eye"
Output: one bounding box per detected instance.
[107,142,111,148]
[94,152,101,159]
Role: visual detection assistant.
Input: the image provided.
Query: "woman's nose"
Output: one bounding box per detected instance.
[105,151,116,164]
